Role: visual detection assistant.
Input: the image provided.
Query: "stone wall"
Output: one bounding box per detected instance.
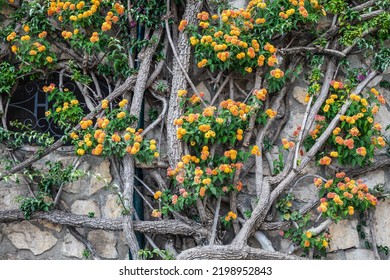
[1,0,390,260]
[0,150,128,259]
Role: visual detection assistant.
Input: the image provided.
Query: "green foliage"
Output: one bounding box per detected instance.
[188,0,324,74]
[304,73,386,167]
[0,62,17,95]
[0,122,55,150]
[373,48,390,73]
[46,85,85,129]
[82,249,91,259]
[138,248,175,260]
[273,152,284,175]
[16,194,53,220]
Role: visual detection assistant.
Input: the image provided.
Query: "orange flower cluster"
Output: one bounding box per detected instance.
[225,211,237,222]
[220,99,251,120]
[224,149,238,160]
[330,80,343,90]
[90,32,99,43]
[279,9,296,19]
[43,83,56,93]
[253,88,267,101]
[265,109,277,118]
[270,69,284,79]
[80,119,93,129]
[178,20,187,32]
[281,138,295,150]
[356,147,367,157]
[251,145,261,156]
[319,156,331,165]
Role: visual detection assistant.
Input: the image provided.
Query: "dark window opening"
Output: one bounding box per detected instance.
[6,75,109,140]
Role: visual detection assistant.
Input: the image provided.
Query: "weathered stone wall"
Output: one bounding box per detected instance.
[1,0,390,260]
[0,150,128,259]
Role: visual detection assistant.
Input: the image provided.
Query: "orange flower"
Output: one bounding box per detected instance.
[356,147,367,157]
[265,109,277,118]
[199,187,206,197]
[251,145,261,156]
[319,156,331,165]
[303,240,310,247]
[154,191,162,200]
[178,19,188,32]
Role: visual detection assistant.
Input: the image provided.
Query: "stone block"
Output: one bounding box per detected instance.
[87,230,118,259]
[61,231,86,259]
[361,170,385,190]
[89,160,112,195]
[345,249,375,260]
[328,219,359,252]
[38,220,62,233]
[196,81,211,102]
[71,200,101,218]
[2,221,58,255]
[103,194,123,219]
[0,186,28,211]
[374,199,390,248]
[292,86,308,105]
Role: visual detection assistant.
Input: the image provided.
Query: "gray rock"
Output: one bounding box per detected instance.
[64,178,88,194]
[61,231,86,259]
[2,221,58,255]
[89,160,112,195]
[38,220,63,233]
[367,75,383,88]
[103,194,123,219]
[70,200,101,218]
[328,219,359,252]
[361,170,385,190]
[88,230,118,259]
[229,0,247,9]
[346,55,367,72]
[291,178,319,203]
[0,186,28,211]
[292,86,308,105]
[280,107,305,140]
[374,199,390,248]
[195,81,211,102]
[325,251,347,260]
[345,249,376,260]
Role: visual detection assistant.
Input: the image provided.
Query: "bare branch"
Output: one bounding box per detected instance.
[280,47,346,58]
[0,209,209,237]
[176,245,303,260]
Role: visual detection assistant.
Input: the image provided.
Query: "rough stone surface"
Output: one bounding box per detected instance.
[61,232,86,259]
[70,200,101,218]
[89,160,112,195]
[367,75,383,88]
[328,219,359,252]
[325,251,347,260]
[345,249,376,260]
[64,178,88,194]
[2,221,58,255]
[374,199,390,248]
[196,81,211,102]
[292,86,308,105]
[87,230,118,259]
[0,187,28,211]
[346,55,367,72]
[229,0,247,9]
[291,178,319,203]
[38,220,63,233]
[103,194,123,219]
[361,170,385,190]
[280,107,305,140]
